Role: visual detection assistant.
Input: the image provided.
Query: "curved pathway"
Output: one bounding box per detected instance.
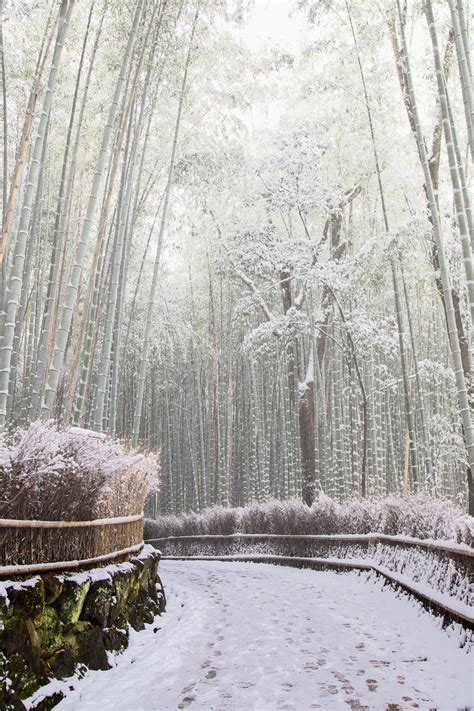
[49,561,472,710]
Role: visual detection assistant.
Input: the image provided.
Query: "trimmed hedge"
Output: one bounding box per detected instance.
[145,494,474,546]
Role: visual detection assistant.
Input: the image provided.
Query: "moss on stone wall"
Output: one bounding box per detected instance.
[0,546,165,709]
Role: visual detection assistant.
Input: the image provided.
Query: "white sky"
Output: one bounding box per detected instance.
[239,0,306,54]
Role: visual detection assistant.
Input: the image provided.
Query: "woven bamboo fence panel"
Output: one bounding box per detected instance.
[0,515,144,568]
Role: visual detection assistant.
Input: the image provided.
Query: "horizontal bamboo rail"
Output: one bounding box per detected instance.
[0,514,143,528]
[146,532,474,559]
[0,543,145,577]
[147,532,474,630]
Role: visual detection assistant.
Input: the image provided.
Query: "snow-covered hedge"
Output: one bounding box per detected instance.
[146,494,474,546]
[0,421,158,521]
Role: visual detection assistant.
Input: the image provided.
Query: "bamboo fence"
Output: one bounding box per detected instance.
[0,514,144,573]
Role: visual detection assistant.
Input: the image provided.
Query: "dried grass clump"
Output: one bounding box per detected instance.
[0,421,159,521]
[145,493,473,546]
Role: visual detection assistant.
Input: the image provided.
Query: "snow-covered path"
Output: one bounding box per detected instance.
[53,561,472,710]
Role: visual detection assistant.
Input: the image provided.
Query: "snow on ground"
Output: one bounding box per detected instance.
[45,561,472,710]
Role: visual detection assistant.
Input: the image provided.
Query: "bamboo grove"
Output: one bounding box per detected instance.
[0,0,472,514]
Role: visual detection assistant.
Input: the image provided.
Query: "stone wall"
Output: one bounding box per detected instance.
[0,545,165,709]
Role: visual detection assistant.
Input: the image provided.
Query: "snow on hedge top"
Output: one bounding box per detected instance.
[145,493,474,547]
[0,421,158,520]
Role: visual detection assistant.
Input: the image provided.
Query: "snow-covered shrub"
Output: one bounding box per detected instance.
[145,514,183,538]
[146,493,473,545]
[309,493,341,534]
[202,506,241,535]
[337,498,376,535]
[240,501,271,533]
[372,494,473,544]
[0,421,158,521]
[177,512,209,537]
[264,499,313,535]
[144,507,240,539]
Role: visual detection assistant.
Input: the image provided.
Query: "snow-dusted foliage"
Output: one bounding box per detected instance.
[146,494,474,546]
[0,421,158,520]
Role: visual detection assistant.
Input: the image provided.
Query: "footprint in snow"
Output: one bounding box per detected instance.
[345,699,369,710]
[205,670,217,680]
[370,659,391,668]
[181,683,195,694]
[332,670,352,689]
